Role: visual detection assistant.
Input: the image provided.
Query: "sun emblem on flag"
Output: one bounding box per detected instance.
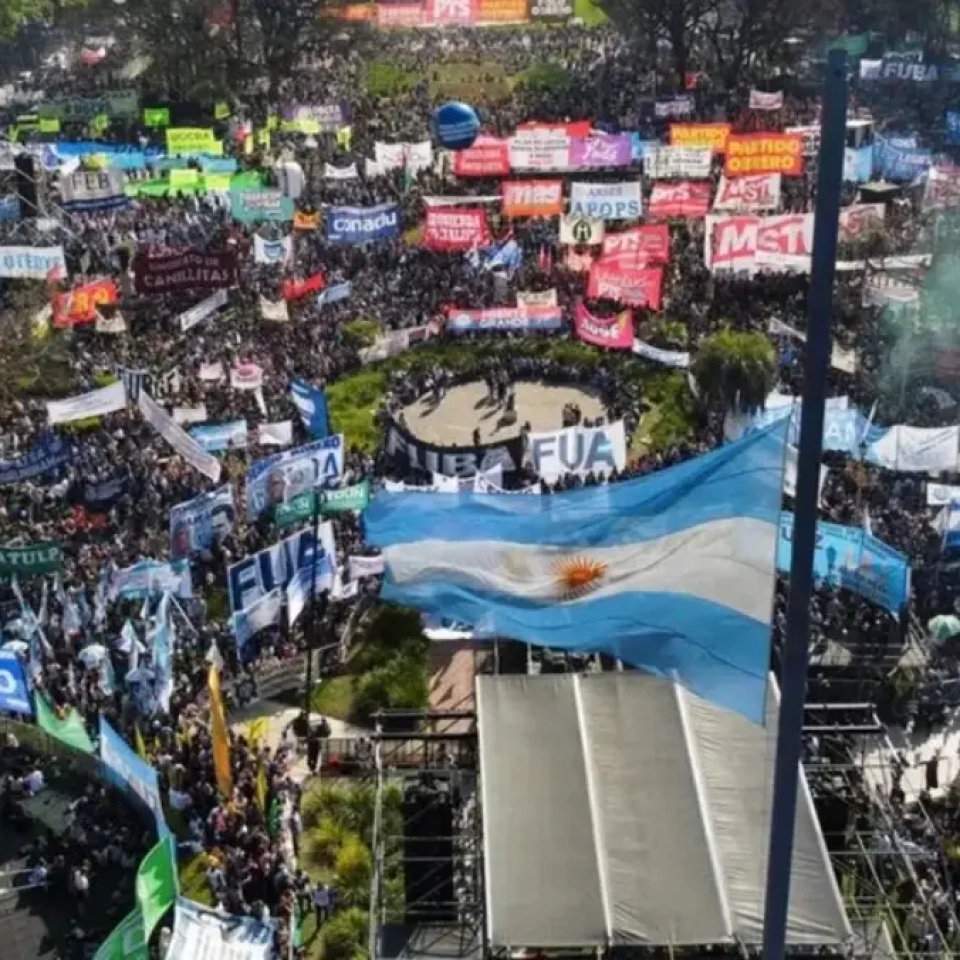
[553,556,608,601]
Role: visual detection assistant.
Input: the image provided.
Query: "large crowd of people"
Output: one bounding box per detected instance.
[0,10,959,959]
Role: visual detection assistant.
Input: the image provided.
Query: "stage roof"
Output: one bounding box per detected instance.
[476,673,851,950]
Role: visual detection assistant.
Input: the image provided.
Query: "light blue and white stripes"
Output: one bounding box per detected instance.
[364,421,789,722]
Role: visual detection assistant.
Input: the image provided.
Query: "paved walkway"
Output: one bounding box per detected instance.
[230,698,370,783]
[401,381,603,446]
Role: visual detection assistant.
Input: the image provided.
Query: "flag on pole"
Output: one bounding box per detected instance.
[255,760,269,813]
[135,834,178,942]
[134,723,148,761]
[35,693,95,754]
[208,666,233,798]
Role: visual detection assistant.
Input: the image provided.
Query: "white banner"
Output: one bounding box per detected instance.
[60,168,126,208]
[0,245,67,280]
[632,339,691,368]
[643,146,712,179]
[570,181,641,220]
[47,380,126,424]
[928,483,960,506]
[559,214,605,245]
[374,141,433,173]
[259,296,289,322]
[231,363,264,390]
[349,554,386,580]
[528,421,627,480]
[95,310,127,334]
[258,421,293,446]
[767,317,858,374]
[172,405,207,425]
[517,289,558,309]
[253,235,293,265]
[324,162,359,180]
[168,898,273,960]
[749,89,784,110]
[179,289,228,332]
[138,391,221,482]
[199,361,224,382]
[712,174,781,211]
[871,425,960,474]
[705,213,814,272]
[508,131,570,171]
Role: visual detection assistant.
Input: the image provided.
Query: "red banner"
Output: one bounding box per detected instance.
[476,0,528,20]
[574,300,634,350]
[424,207,490,251]
[564,250,595,273]
[647,182,711,218]
[52,279,119,328]
[588,263,664,310]
[377,3,426,26]
[517,120,592,139]
[599,226,670,268]
[133,248,238,295]
[724,134,803,177]
[282,272,325,301]
[501,180,563,217]
[453,137,511,178]
[427,0,477,24]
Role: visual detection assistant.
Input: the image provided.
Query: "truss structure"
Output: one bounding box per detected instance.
[369,710,484,960]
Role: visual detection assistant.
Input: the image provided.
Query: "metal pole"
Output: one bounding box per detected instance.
[761,48,847,960]
[302,492,321,723]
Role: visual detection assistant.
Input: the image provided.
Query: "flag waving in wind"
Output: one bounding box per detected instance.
[365,420,789,722]
[290,379,329,438]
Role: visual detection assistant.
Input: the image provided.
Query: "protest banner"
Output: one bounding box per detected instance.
[143,107,170,127]
[599,225,670,267]
[669,123,731,152]
[424,208,491,251]
[713,174,782,211]
[643,146,712,179]
[529,421,627,480]
[377,4,428,27]
[453,137,511,177]
[569,135,633,169]
[574,301,634,350]
[587,263,664,309]
[0,245,67,280]
[647,182,712,218]
[569,181,642,220]
[53,279,119,328]
[445,306,563,333]
[517,289,559,309]
[529,0,573,16]
[230,189,295,222]
[37,90,138,121]
[749,90,784,110]
[508,130,570,171]
[501,180,563,217]
[133,248,237,294]
[165,127,221,156]
[427,0,479,26]
[704,213,814,272]
[724,134,803,177]
[559,215,605,245]
[60,169,127,210]
[0,541,63,577]
[283,273,325,301]
[476,0,529,23]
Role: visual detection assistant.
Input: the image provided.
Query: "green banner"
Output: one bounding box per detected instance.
[0,542,63,577]
[274,491,316,529]
[94,907,148,960]
[320,479,371,514]
[136,835,179,942]
[35,694,95,754]
[143,107,170,128]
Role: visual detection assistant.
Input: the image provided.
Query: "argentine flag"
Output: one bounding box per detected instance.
[364,420,788,722]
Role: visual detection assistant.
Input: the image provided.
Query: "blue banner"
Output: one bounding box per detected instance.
[98,716,169,837]
[0,433,72,486]
[290,380,329,438]
[325,203,401,244]
[230,189,294,223]
[875,135,931,181]
[0,195,20,222]
[244,435,344,519]
[0,650,31,715]
[843,145,874,183]
[199,157,238,174]
[169,485,236,558]
[778,512,910,615]
[317,281,351,307]
[948,111,960,145]
[108,559,193,600]
[228,527,320,612]
[54,141,162,170]
[189,420,248,453]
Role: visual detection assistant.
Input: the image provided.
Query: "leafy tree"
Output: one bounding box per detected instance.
[691,329,774,414]
[334,833,373,908]
[320,907,369,960]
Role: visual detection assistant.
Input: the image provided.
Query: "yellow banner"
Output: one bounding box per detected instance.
[208,666,233,798]
[169,168,199,189]
[280,118,320,135]
[166,127,222,156]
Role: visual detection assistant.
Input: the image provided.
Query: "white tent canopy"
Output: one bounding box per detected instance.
[476,673,851,949]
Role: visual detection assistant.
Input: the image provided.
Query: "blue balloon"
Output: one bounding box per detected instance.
[433,102,480,151]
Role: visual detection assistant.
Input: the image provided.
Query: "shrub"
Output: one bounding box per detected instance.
[320,907,369,960]
[326,369,387,454]
[303,818,351,873]
[341,318,380,348]
[334,833,373,908]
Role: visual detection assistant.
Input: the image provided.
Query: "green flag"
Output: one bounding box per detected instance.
[320,479,371,514]
[136,835,178,941]
[94,907,148,960]
[143,107,170,128]
[0,541,63,577]
[274,491,316,529]
[35,694,95,754]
